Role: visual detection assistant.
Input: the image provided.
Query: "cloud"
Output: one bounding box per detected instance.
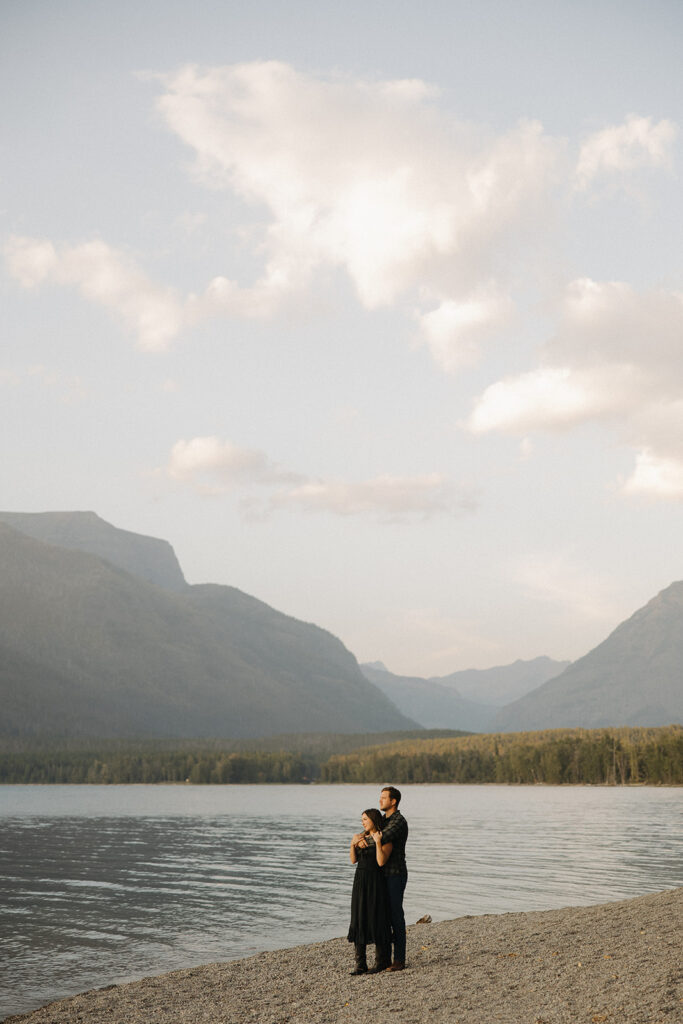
[468,363,634,434]
[467,277,683,499]
[270,473,462,519]
[5,65,675,377]
[622,449,683,500]
[513,549,624,627]
[167,436,300,494]
[5,236,184,351]
[576,114,677,189]
[415,285,514,373]
[155,61,560,356]
[166,436,473,520]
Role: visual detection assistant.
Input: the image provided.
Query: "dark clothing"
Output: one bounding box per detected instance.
[347,841,391,947]
[380,810,408,876]
[385,873,407,963]
[381,809,408,963]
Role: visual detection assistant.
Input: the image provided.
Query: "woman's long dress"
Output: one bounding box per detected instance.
[347,840,391,946]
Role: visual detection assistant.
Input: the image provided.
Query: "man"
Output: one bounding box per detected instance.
[378,785,408,971]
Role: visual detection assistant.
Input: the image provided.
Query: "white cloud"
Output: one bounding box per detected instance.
[5,236,58,286]
[467,277,683,500]
[468,363,637,434]
[166,436,472,520]
[576,114,677,189]
[155,61,560,349]
[5,236,184,351]
[622,449,683,500]
[168,436,299,494]
[415,285,514,373]
[6,66,676,380]
[271,473,462,519]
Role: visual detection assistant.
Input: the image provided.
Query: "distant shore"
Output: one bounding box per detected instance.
[6,888,680,1024]
[2,724,681,785]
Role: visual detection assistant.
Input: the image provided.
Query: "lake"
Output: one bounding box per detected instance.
[1,783,681,1019]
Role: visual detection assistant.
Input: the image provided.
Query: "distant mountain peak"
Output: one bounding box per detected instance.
[0,514,417,740]
[495,583,683,730]
[0,510,188,593]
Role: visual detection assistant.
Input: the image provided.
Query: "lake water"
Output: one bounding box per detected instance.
[1,784,681,1020]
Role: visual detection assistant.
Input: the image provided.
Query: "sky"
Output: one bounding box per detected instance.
[2,0,682,677]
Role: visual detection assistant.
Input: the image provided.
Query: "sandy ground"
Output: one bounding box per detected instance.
[6,888,681,1024]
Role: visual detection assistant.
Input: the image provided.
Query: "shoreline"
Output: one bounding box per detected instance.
[5,888,681,1024]
[2,781,681,786]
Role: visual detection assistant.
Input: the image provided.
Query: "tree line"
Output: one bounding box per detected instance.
[321,725,683,786]
[0,725,680,785]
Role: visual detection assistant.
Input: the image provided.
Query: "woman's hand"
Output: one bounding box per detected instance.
[352,831,365,844]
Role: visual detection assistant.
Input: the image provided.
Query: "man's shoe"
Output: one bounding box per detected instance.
[367,963,390,974]
[385,961,405,972]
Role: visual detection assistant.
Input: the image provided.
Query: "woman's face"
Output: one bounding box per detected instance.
[361,813,375,833]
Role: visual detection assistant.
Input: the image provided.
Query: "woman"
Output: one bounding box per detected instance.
[347,808,392,975]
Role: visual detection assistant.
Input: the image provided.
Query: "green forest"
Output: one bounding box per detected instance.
[321,725,683,785]
[0,725,680,785]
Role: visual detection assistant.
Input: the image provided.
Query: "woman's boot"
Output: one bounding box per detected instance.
[350,942,368,975]
[368,941,391,973]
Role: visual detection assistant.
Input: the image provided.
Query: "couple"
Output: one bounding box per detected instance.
[347,786,408,975]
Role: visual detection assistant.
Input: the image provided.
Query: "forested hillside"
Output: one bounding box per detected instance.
[321,726,682,785]
[1,726,679,785]
[0,521,414,738]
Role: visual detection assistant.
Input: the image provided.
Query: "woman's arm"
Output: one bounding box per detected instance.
[372,832,393,867]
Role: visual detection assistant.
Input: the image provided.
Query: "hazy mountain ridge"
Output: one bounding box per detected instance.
[0,519,414,739]
[361,656,570,731]
[495,583,683,730]
[434,656,571,706]
[3,511,682,738]
[0,511,187,592]
[361,664,498,732]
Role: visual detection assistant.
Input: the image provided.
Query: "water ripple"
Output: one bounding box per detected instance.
[0,784,680,1019]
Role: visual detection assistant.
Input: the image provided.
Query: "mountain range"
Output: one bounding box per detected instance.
[495,583,683,730]
[0,512,414,739]
[360,657,570,732]
[0,510,681,739]
[363,592,682,730]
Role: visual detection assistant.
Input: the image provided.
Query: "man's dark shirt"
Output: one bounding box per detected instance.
[381,809,408,876]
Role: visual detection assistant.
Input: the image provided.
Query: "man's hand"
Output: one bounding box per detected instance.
[372,831,383,845]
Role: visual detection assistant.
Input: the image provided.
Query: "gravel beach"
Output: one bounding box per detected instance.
[6,888,681,1024]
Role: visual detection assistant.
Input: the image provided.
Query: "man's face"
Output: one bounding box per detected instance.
[379,789,395,813]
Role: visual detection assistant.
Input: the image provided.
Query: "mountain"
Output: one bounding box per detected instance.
[0,518,416,739]
[495,583,683,730]
[360,657,569,731]
[0,510,187,592]
[361,665,497,732]
[435,656,571,706]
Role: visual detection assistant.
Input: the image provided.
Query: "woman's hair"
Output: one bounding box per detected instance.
[362,808,384,833]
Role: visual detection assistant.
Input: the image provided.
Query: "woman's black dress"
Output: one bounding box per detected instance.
[347,840,391,946]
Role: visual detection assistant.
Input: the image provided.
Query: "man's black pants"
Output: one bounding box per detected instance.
[385,873,407,963]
